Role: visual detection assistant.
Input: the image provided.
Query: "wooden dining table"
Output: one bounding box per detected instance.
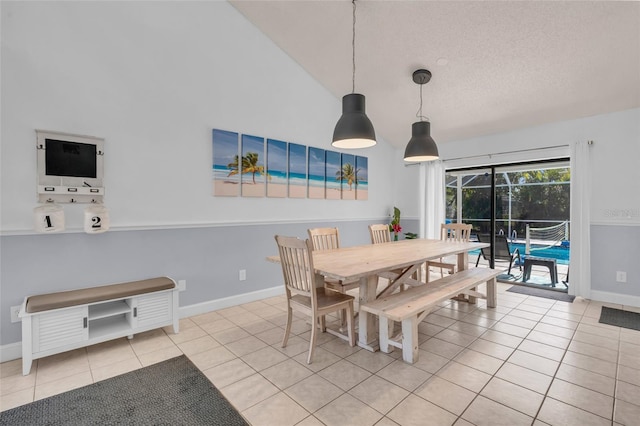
[268,238,488,351]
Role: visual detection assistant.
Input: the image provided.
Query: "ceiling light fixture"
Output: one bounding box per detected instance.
[404,69,439,162]
[332,0,376,149]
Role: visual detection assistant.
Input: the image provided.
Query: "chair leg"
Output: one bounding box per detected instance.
[307,315,318,364]
[346,303,355,347]
[282,306,293,348]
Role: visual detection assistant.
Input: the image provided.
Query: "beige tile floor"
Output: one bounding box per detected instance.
[2,281,639,426]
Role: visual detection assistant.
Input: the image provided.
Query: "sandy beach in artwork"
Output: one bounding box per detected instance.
[326,187,341,200]
[213,179,367,200]
[288,184,306,198]
[266,182,287,198]
[342,188,356,200]
[241,182,266,197]
[308,186,324,199]
[213,180,239,197]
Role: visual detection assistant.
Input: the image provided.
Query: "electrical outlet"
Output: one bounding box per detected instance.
[10,306,21,323]
[178,280,186,291]
[616,271,627,283]
[239,269,246,281]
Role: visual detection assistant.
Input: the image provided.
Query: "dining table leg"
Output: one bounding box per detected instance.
[357,275,379,351]
[457,252,477,304]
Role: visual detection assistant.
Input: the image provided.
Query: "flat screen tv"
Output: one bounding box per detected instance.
[36,130,104,203]
[45,139,97,179]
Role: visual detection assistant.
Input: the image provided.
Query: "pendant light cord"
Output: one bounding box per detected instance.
[416,83,429,122]
[352,0,356,94]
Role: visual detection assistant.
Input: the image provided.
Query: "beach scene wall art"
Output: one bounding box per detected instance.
[356,156,368,200]
[240,134,266,197]
[266,139,287,198]
[212,129,368,200]
[308,147,326,199]
[339,153,357,200]
[288,143,307,198]
[324,150,342,200]
[212,129,240,197]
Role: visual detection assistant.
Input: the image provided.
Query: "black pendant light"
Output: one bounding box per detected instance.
[332,0,376,149]
[404,69,439,162]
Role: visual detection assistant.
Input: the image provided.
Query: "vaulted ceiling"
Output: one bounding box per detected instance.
[231,1,640,148]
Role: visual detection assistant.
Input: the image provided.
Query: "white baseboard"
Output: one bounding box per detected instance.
[178,286,284,318]
[589,290,640,308]
[0,342,22,363]
[0,286,285,364]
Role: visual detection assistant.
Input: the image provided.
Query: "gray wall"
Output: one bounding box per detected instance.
[590,225,640,296]
[1,219,421,345]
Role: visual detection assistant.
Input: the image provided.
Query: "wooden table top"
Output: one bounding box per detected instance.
[268,238,488,281]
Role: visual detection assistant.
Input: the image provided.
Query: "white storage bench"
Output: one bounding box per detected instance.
[19,276,179,375]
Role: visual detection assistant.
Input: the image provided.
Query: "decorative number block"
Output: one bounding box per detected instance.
[84,205,110,234]
[33,204,65,233]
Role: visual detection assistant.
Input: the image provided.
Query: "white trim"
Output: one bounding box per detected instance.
[1,217,389,236]
[0,342,22,363]
[0,286,286,363]
[591,220,640,227]
[444,145,570,170]
[590,290,640,309]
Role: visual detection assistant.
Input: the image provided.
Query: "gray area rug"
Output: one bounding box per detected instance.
[0,355,249,426]
[507,285,575,303]
[599,306,640,331]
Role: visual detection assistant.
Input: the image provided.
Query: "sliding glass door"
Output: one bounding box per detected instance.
[445,160,571,289]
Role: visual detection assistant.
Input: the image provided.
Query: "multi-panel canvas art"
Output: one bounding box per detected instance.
[325,150,341,200]
[212,129,368,200]
[212,129,240,197]
[288,143,307,198]
[308,147,325,199]
[241,134,265,197]
[340,154,356,200]
[356,156,368,200]
[266,139,287,198]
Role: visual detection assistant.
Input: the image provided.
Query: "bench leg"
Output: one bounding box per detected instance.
[22,357,32,376]
[379,317,392,354]
[486,277,497,308]
[401,318,419,363]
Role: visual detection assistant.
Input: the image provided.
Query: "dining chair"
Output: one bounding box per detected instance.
[307,228,360,293]
[368,224,392,244]
[425,223,473,282]
[368,224,412,290]
[274,235,355,364]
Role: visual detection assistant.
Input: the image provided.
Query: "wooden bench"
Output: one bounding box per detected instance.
[20,277,179,375]
[360,268,501,364]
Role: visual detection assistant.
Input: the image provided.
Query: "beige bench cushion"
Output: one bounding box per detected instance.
[25,277,175,313]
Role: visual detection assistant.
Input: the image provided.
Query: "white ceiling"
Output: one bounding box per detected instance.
[230,0,640,149]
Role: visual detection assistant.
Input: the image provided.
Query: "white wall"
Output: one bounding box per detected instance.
[1,1,397,233]
[0,1,400,354]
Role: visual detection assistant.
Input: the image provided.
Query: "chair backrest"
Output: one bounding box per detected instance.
[369,224,391,244]
[275,235,315,299]
[440,223,472,243]
[307,227,340,251]
[477,233,513,261]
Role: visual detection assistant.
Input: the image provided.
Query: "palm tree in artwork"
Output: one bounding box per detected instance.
[228,152,268,183]
[242,152,266,184]
[227,155,241,178]
[336,163,360,191]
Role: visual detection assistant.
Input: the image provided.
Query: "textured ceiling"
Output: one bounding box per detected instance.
[230,0,640,148]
